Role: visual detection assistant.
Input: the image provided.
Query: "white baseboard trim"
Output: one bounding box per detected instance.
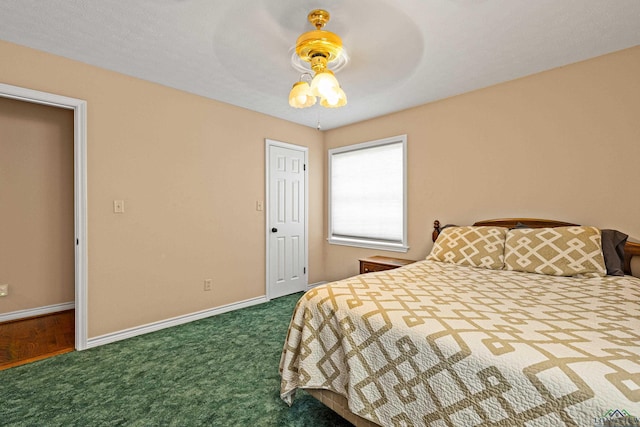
[86,295,269,349]
[0,301,75,323]
[307,281,328,290]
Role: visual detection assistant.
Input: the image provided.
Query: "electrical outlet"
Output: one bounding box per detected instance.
[0,284,8,297]
[204,279,212,291]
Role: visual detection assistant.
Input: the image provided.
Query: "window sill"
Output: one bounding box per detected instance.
[327,237,409,253]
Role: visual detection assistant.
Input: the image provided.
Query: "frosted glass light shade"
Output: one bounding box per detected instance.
[310,70,340,99]
[320,87,347,108]
[288,81,316,108]
[289,70,347,109]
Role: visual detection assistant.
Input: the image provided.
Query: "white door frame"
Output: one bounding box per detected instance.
[265,139,308,300]
[0,83,88,350]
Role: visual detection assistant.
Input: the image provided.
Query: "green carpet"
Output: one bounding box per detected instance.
[0,293,353,426]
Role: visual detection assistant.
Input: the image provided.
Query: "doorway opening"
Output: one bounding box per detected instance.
[0,83,88,353]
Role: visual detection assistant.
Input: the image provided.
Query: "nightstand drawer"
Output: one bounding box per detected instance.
[359,256,415,274]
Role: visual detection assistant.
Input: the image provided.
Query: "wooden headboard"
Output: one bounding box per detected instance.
[432,218,640,276]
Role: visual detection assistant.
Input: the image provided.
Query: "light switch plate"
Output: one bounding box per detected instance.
[0,284,8,297]
[113,200,125,213]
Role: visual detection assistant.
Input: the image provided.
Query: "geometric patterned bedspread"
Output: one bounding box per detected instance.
[280,260,640,426]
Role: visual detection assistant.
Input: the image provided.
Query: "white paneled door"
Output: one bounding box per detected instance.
[266,141,307,299]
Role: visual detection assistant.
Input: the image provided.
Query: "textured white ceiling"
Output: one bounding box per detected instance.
[1,0,639,130]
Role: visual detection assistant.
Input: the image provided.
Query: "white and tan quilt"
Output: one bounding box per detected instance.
[280,260,640,426]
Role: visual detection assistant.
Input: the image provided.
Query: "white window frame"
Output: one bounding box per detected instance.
[328,135,408,252]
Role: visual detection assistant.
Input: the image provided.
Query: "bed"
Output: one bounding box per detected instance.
[279,218,640,426]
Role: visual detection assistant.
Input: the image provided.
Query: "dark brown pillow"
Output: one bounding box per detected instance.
[601,229,628,276]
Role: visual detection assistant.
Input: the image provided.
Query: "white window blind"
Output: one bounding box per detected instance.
[328,135,408,252]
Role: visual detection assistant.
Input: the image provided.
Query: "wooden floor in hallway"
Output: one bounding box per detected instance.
[0,310,74,370]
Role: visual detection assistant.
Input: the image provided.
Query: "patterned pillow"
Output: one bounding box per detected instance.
[504,226,606,277]
[427,226,508,269]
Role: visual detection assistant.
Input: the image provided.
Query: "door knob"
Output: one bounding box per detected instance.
[271,227,278,233]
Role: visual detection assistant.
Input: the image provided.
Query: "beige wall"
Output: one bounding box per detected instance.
[0,40,324,337]
[2,39,638,337]
[323,46,640,281]
[0,97,75,313]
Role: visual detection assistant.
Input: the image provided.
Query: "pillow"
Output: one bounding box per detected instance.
[427,226,508,269]
[504,226,606,277]
[600,229,628,276]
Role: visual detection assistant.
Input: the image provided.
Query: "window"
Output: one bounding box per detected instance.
[328,135,408,252]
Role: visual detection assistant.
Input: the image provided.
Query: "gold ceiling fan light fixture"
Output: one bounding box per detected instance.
[289,9,347,109]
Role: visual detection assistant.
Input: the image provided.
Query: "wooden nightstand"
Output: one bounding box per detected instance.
[359,256,416,274]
